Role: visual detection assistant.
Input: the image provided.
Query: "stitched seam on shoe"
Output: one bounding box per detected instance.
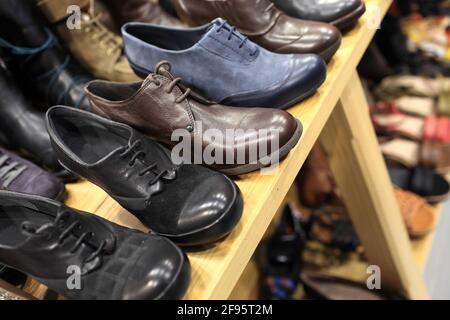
[202,35,254,63]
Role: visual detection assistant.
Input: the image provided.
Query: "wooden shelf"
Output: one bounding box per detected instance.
[14,0,402,300]
[92,0,393,300]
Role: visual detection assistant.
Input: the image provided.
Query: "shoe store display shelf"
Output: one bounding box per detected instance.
[9,0,430,300]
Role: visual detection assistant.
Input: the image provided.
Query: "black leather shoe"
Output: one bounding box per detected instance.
[0,0,92,110]
[46,106,243,246]
[272,0,366,31]
[0,61,75,181]
[0,191,190,300]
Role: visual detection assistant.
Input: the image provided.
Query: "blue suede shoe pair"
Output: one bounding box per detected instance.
[122,18,326,109]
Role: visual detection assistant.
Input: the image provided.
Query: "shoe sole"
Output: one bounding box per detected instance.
[218,119,303,176]
[331,2,366,32]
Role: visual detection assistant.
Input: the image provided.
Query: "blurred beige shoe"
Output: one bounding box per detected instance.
[36,0,139,82]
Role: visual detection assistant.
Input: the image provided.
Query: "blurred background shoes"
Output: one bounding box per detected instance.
[257,205,305,300]
[172,0,342,62]
[0,0,92,110]
[300,272,402,300]
[0,61,74,180]
[104,0,184,29]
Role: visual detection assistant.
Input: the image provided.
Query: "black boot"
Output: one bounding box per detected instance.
[0,60,75,181]
[0,0,92,110]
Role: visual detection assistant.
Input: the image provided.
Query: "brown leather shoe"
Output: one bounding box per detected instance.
[395,189,436,238]
[296,143,338,208]
[85,61,303,176]
[36,0,139,82]
[104,0,184,29]
[172,0,341,62]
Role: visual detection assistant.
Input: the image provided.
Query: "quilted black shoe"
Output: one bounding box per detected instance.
[46,106,243,246]
[0,191,190,300]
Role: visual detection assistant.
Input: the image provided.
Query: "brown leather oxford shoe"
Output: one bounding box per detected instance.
[85,61,302,175]
[172,0,342,62]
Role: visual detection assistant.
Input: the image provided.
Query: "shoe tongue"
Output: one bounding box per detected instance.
[140,67,173,89]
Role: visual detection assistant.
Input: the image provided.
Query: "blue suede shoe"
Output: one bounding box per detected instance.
[122,18,327,109]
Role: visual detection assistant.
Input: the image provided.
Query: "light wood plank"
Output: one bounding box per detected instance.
[0,279,35,300]
[320,71,428,299]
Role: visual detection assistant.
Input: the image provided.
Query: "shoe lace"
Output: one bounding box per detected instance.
[82,13,122,58]
[216,20,258,56]
[144,61,191,103]
[119,140,177,199]
[263,1,275,12]
[22,212,107,264]
[0,152,27,188]
[0,28,89,108]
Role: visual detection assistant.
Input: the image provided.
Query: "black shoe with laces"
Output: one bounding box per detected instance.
[46,106,243,246]
[0,0,92,110]
[0,190,190,300]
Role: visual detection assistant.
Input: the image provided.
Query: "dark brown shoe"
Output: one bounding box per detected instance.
[85,61,302,176]
[104,0,184,29]
[172,0,341,62]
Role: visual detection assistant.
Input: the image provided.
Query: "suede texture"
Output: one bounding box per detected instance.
[122,18,327,108]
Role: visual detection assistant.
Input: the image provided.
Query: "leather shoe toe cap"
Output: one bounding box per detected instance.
[175,174,243,245]
[122,237,190,300]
